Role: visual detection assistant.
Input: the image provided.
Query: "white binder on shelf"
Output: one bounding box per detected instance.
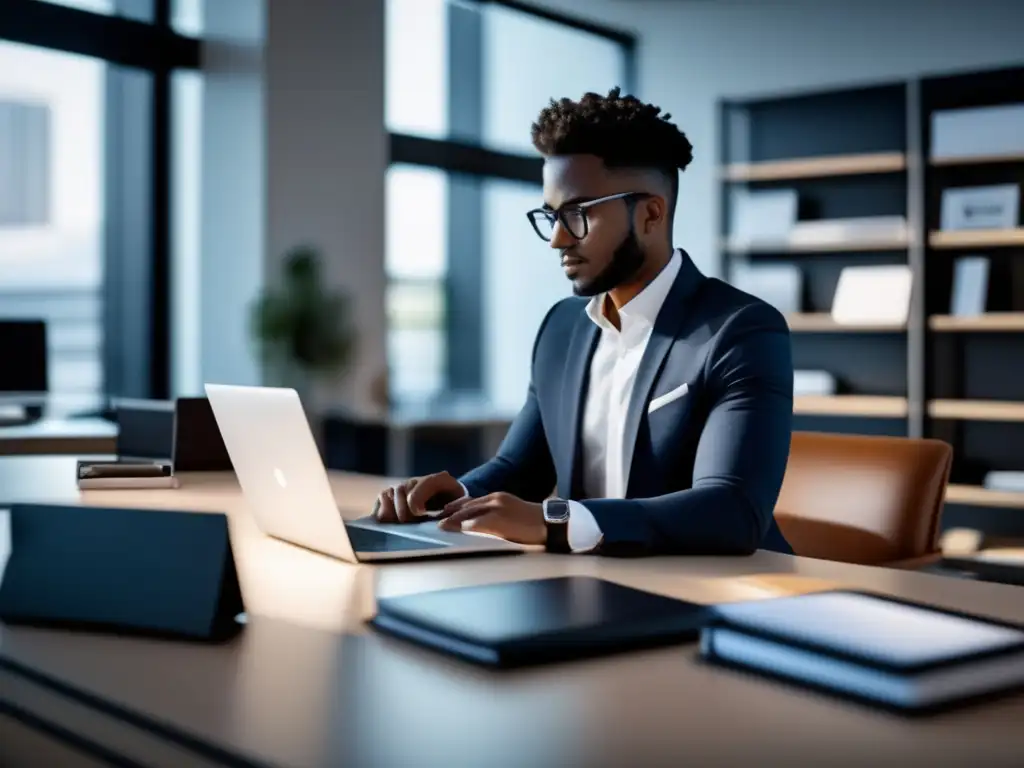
[830,265,913,327]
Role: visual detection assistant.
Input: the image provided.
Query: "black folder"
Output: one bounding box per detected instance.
[368,576,709,668]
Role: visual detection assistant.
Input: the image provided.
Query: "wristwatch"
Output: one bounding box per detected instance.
[542,498,571,554]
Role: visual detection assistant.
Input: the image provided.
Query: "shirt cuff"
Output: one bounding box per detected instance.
[567,500,604,553]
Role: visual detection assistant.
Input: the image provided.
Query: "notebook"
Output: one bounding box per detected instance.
[699,590,1024,712]
[369,576,709,668]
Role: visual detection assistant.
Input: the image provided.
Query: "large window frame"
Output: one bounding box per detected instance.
[387,0,636,397]
[0,0,200,406]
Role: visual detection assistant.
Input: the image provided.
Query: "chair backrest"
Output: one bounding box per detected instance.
[774,431,952,566]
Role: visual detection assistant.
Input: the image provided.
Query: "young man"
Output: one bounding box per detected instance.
[375,88,794,557]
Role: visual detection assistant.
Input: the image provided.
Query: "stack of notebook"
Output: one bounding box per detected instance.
[699,590,1024,712]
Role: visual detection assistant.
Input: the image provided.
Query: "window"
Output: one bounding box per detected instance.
[385,0,634,407]
[481,5,628,155]
[0,41,105,415]
[35,0,154,23]
[1,0,200,413]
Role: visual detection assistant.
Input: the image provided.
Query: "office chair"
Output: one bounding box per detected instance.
[773,431,952,568]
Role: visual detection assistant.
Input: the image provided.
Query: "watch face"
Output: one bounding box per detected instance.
[546,500,570,523]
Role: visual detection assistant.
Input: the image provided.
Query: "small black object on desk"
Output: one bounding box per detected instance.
[369,575,709,668]
[0,503,245,642]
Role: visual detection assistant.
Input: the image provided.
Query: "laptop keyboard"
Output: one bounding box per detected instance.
[344,523,449,553]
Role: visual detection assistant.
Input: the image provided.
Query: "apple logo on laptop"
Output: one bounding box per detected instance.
[274,468,288,488]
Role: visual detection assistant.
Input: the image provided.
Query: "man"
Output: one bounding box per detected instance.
[375,87,794,557]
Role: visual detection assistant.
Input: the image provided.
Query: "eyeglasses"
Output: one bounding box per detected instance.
[526,192,651,242]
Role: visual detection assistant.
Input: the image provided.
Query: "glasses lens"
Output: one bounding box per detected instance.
[561,208,586,239]
[528,210,555,241]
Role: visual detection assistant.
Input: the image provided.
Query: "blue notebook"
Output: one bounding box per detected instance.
[700,590,1024,712]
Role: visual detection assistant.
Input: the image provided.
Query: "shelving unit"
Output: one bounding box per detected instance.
[719,65,1024,540]
[722,234,909,254]
[930,313,1024,331]
[719,83,914,441]
[922,65,1024,536]
[723,151,907,181]
[794,395,908,418]
[928,399,1024,422]
[946,484,1024,509]
[785,313,905,332]
[929,228,1024,249]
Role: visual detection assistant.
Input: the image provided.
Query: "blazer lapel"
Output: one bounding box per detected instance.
[621,253,706,494]
[558,312,599,498]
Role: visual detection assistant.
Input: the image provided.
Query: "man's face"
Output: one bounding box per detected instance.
[540,155,647,297]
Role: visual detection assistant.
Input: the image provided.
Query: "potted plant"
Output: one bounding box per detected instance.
[250,245,356,412]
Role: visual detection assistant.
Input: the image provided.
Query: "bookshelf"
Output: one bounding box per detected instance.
[718,65,1024,540]
[719,83,914,441]
[922,65,1024,538]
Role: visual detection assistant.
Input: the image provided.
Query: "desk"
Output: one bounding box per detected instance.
[2,457,1023,767]
[0,418,117,456]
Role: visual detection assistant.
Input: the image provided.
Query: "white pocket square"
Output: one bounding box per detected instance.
[648,382,689,414]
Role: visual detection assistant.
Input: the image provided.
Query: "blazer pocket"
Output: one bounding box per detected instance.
[648,382,690,414]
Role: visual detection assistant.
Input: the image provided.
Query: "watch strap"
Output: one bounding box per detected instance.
[543,498,571,554]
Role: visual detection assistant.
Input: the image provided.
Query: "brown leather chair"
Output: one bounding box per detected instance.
[774,431,952,568]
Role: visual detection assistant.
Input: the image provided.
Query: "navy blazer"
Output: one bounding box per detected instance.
[460,251,794,557]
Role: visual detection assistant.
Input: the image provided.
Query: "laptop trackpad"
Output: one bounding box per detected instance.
[346,515,517,549]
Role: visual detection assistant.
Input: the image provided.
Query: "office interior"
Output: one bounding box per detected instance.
[2,0,1024,763]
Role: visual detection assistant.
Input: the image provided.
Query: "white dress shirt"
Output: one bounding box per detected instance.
[567,250,682,552]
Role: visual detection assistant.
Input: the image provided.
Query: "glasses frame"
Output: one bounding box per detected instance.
[526,191,651,242]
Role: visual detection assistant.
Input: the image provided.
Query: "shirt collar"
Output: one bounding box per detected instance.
[585,249,682,332]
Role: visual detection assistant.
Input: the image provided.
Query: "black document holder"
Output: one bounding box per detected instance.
[369,575,709,668]
[0,503,245,642]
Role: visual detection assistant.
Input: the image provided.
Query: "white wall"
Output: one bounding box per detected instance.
[525,0,1024,277]
[264,0,387,413]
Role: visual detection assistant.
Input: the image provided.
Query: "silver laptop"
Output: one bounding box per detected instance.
[204,383,523,562]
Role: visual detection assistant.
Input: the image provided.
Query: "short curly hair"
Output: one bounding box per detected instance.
[531,87,693,190]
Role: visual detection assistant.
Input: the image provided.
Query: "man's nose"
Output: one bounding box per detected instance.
[549,219,575,249]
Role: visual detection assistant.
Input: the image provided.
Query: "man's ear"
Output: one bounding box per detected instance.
[640,195,667,235]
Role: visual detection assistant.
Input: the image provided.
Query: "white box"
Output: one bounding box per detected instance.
[931,103,1024,160]
[831,265,913,326]
[794,370,836,396]
[730,263,802,315]
[729,188,798,246]
[941,184,1019,230]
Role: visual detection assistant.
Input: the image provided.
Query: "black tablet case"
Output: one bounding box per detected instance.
[369,575,709,668]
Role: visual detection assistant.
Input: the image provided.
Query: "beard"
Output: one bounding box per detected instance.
[571,225,646,298]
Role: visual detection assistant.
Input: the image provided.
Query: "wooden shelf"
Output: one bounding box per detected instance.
[930,151,1024,167]
[929,228,1024,249]
[723,152,906,181]
[794,395,908,418]
[930,313,1024,332]
[946,484,1024,509]
[723,234,908,254]
[786,313,905,332]
[928,399,1024,422]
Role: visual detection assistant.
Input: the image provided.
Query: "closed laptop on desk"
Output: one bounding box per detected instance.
[700,590,1024,712]
[370,576,709,668]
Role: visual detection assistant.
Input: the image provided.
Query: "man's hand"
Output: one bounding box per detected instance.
[438,492,547,546]
[374,471,465,523]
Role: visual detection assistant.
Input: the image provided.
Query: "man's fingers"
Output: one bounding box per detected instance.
[393,481,416,523]
[376,488,397,522]
[406,474,445,514]
[438,498,496,530]
[407,472,462,515]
